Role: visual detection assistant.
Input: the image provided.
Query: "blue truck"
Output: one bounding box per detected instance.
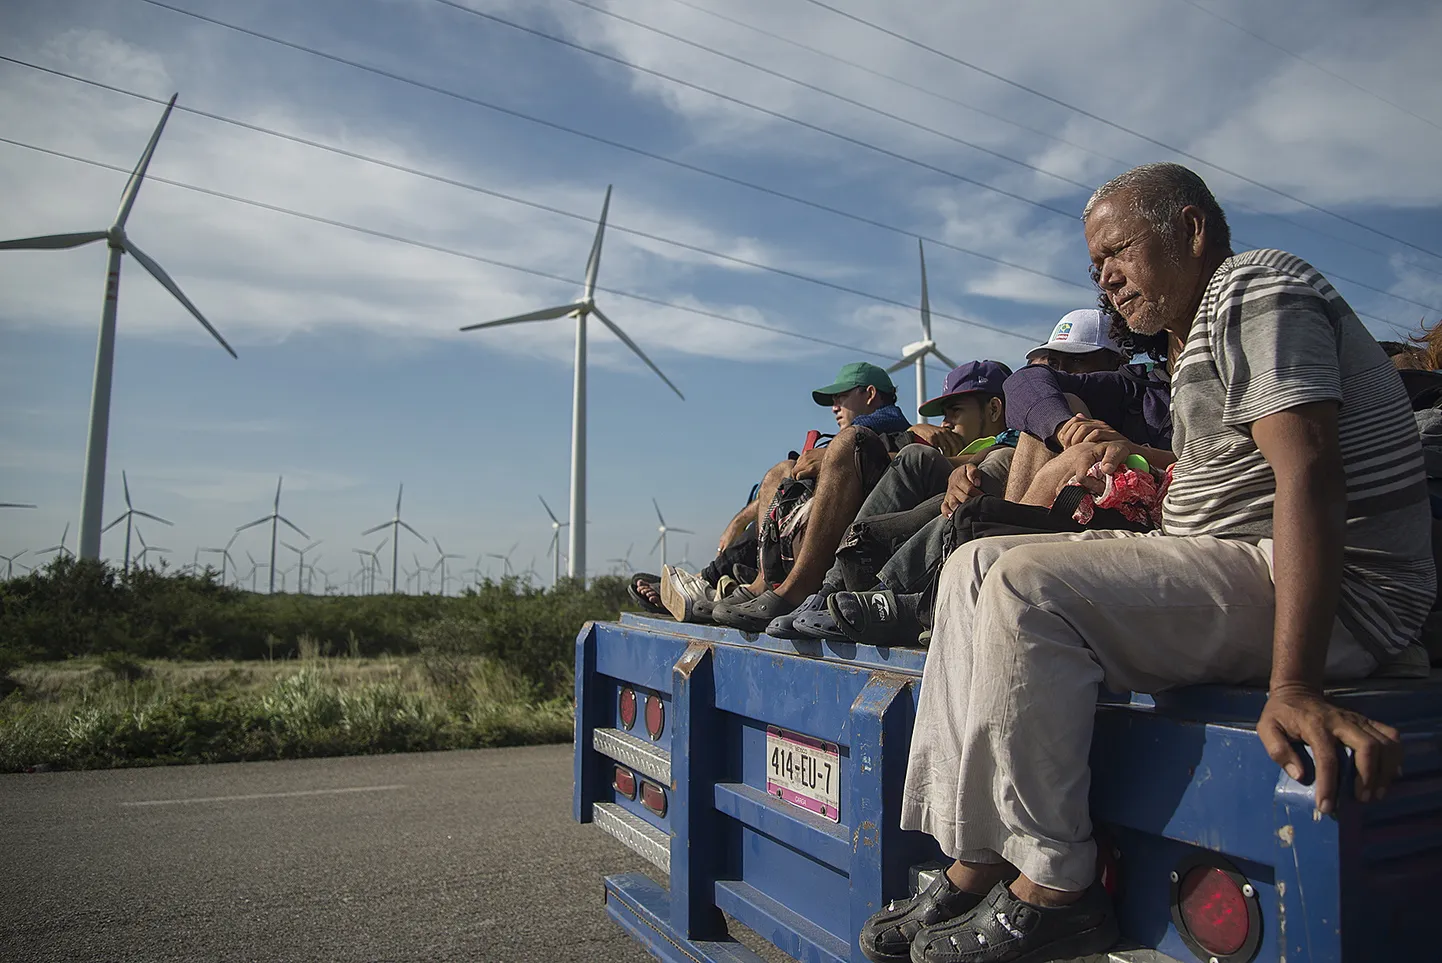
[573,613,1442,963]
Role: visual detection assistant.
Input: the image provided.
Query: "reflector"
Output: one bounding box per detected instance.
[613,766,636,799]
[640,781,668,817]
[1178,866,1248,956]
[645,694,665,740]
[618,687,637,730]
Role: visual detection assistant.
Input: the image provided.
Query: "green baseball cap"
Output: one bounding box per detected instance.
[812,362,896,406]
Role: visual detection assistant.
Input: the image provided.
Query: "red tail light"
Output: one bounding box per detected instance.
[1170,856,1259,962]
[613,766,636,799]
[645,694,665,740]
[640,780,668,817]
[618,687,637,730]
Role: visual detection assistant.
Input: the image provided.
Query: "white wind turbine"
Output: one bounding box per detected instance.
[1,550,28,579]
[236,477,308,594]
[37,523,75,562]
[282,540,322,594]
[488,542,519,578]
[361,484,425,594]
[432,538,464,596]
[133,528,169,569]
[539,495,570,585]
[650,498,692,570]
[103,471,172,574]
[460,187,683,584]
[887,240,956,423]
[606,542,634,575]
[199,533,240,585]
[0,95,237,560]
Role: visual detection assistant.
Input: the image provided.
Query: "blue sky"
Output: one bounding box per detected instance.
[2,0,1441,589]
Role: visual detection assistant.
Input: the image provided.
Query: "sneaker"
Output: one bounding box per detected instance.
[767,589,831,639]
[661,566,714,622]
[857,872,984,963]
[909,881,1117,963]
[712,589,798,633]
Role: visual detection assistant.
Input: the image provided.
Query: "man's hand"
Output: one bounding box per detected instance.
[1257,683,1404,814]
[910,423,969,457]
[1056,414,1125,448]
[941,464,984,517]
[792,446,826,481]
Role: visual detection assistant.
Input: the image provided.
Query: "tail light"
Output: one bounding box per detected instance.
[644,693,665,740]
[1169,855,1260,962]
[613,766,636,799]
[640,780,668,817]
[618,687,637,730]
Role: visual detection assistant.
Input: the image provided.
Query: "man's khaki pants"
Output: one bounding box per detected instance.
[899,530,1377,891]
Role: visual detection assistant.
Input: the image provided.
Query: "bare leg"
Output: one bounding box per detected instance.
[773,432,866,603]
[718,499,757,553]
[1002,394,1092,502]
[945,861,1081,906]
[746,459,794,591]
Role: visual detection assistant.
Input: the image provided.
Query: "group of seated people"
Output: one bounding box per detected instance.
[632,162,1438,963]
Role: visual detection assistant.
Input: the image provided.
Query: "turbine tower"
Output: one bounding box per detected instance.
[887,240,956,423]
[361,484,424,594]
[236,477,307,594]
[650,498,692,570]
[282,539,322,594]
[461,187,683,584]
[0,95,237,560]
[539,495,570,585]
[102,471,172,574]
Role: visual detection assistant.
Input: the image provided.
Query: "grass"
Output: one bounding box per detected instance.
[0,653,573,773]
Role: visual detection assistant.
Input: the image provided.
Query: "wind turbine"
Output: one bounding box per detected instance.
[243,551,263,592]
[460,187,683,584]
[354,538,387,594]
[0,95,237,561]
[133,528,169,569]
[433,538,464,595]
[539,495,570,585]
[607,543,635,575]
[281,539,322,594]
[102,471,173,574]
[236,476,307,594]
[650,499,692,570]
[37,523,75,562]
[361,484,424,594]
[199,532,240,585]
[0,550,27,579]
[1,503,37,509]
[887,240,957,423]
[487,542,519,577]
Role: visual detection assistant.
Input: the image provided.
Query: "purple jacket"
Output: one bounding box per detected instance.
[1003,363,1172,451]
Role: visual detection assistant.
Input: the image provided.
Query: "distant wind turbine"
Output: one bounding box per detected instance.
[243,551,263,592]
[433,538,464,595]
[606,542,635,575]
[461,187,683,584]
[650,499,692,570]
[133,528,169,569]
[236,477,307,594]
[103,471,173,574]
[0,550,27,579]
[539,495,570,585]
[199,532,240,585]
[281,539,322,594]
[887,240,957,423]
[354,539,387,594]
[37,523,75,562]
[487,542,519,577]
[0,95,237,560]
[361,484,424,594]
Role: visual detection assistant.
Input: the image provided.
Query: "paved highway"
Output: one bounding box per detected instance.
[0,745,754,963]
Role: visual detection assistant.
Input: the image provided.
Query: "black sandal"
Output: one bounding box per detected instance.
[828,590,924,646]
[858,872,984,963]
[626,573,667,615]
[909,881,1117,963]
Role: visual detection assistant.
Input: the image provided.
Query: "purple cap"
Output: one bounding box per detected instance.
[917,360,1013,417]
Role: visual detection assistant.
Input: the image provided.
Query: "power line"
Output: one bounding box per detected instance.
[650,0,1442,286]
[0,133,973,366]
[794,0,1442,265]
[0,56,1047,345]
[1175,0,1442,135]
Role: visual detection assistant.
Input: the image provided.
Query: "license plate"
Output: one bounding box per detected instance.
[765,726,840,822]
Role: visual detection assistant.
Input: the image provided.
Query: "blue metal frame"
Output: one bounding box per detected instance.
[577,616,1442,963]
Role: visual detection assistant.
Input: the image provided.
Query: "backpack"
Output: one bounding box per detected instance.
[758,477,816,588]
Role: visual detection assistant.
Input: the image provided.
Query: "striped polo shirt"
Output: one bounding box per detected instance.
[1164,249,1433,658]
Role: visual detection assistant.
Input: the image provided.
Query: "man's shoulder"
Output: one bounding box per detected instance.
[1209,249,1334,300]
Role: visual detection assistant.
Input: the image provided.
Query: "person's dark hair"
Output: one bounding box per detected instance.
[875,388,898,406]
[1090,268,1168,364]
[1380,340,1414,358]
[1083,162,1232,256]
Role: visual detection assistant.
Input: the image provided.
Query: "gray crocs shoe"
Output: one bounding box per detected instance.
[767,591,829,639]
[711,589,797,633]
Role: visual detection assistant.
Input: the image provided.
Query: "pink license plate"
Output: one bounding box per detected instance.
[765,726,840,822]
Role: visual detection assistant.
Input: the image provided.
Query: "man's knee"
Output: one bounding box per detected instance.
[895,442,948,473]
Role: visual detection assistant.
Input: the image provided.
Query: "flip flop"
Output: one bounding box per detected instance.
[627,572,668,615]
[827,590,924,646]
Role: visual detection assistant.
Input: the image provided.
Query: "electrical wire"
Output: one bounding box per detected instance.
[0,134,981,366]
[794,0,1442,265]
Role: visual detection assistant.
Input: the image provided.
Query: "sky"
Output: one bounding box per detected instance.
[2,0,1441,591]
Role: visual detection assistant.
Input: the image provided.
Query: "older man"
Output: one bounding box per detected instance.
[858,162,1432,963]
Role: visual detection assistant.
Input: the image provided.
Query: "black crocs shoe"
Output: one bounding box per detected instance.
[909,880,1117,963]
[858,872,985,963]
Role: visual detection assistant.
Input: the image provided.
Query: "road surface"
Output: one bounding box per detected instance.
[0,745,767,962]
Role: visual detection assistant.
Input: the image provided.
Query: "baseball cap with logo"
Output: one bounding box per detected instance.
[1025,309,1122,361]
[812,362,897,406]
[917,360,1013,418]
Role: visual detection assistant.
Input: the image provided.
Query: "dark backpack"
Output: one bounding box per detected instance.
[758,477,816,588]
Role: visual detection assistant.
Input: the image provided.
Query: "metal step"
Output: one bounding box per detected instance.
[592,802,670,874]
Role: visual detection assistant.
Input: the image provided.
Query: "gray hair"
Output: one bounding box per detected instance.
[1082,162,1231,253]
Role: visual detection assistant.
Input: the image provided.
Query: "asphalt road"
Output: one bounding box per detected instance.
[0,746,691,963]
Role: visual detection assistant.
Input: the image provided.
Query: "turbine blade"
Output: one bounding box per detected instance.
[281,541,301,554]
[652,497,665,526]
[538,495,559,524]
[115,94,177,228]
[583,185,612,300]
[591,305,684,400]
[102,515,126,533]
[670,528,695,535]
[123,471,133,508]
[236,516,270,532]
[278,516,310,539]
[460,303,578,331]
[886,347,927,373]
[395,483,404,513]
[123,239,237,358]
[134,510,174,526]
[929,346,958,370]
[0,230,107,251]
[651,534,664,554]
[360,521,389,536]
[918,238,932,339]
[274,476,283,509]
[399,521,424,539]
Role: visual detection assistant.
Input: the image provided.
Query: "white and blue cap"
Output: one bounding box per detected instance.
[1025,309,1122,361]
